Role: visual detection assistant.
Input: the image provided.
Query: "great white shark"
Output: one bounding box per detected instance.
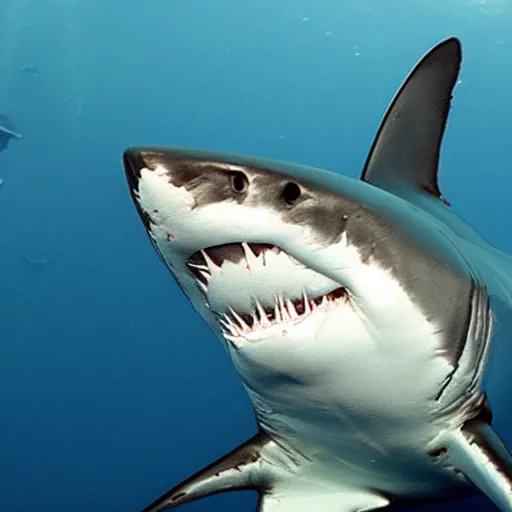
[123,38,512,512]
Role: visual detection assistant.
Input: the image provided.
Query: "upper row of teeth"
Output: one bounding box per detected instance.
[187,242,301,286]
[189,243,259,294]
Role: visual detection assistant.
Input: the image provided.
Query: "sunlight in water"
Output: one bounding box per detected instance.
[466,0,511,14]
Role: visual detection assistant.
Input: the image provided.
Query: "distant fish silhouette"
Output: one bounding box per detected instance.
[19,252,51,268]
[19,65,40,75]
[0,113,21,151]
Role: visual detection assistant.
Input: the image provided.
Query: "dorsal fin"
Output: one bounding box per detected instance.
[360,38,461,205]
[140,432,272,512]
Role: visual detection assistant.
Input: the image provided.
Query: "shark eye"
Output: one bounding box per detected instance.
[229,171,249,194]
[282,182,301,205]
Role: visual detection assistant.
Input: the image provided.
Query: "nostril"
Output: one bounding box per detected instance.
[282,182,302,205]
[229,171,249,194]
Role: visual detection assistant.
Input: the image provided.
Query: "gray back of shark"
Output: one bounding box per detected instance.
[123,38,512,512]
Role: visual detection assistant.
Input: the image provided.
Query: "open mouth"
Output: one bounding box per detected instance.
[187,243,348,338]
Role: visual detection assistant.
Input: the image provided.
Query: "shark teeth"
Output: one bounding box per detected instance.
[186,242,348,337]
[215,288,347,337]
[187,243,284,282]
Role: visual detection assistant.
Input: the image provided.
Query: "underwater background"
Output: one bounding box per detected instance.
[0,1,511,511]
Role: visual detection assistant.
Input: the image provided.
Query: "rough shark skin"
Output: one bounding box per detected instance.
[123,38,512,512]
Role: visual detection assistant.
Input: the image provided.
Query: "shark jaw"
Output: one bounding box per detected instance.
[122,149,383,356]
[187,242,349,344]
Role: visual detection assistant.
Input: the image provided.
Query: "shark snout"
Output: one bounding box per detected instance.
[122,146,256,208]
[121,146,359,272]
[123,147,184,193]
[123,148,146,192]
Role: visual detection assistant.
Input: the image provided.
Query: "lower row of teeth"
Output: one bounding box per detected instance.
[216,289,346,336]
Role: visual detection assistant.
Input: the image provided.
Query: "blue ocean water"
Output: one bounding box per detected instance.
[0,1,510,511]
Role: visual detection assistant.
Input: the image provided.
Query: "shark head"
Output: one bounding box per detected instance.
[123,148,356,352]
[123,145,483,417]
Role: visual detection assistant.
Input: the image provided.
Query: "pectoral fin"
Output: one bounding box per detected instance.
[139,430,391,512]
[140,431,272,512]
[436,417,512,511]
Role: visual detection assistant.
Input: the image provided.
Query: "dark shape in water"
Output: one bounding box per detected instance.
[19,64,40,75]
[0,113,21,151]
